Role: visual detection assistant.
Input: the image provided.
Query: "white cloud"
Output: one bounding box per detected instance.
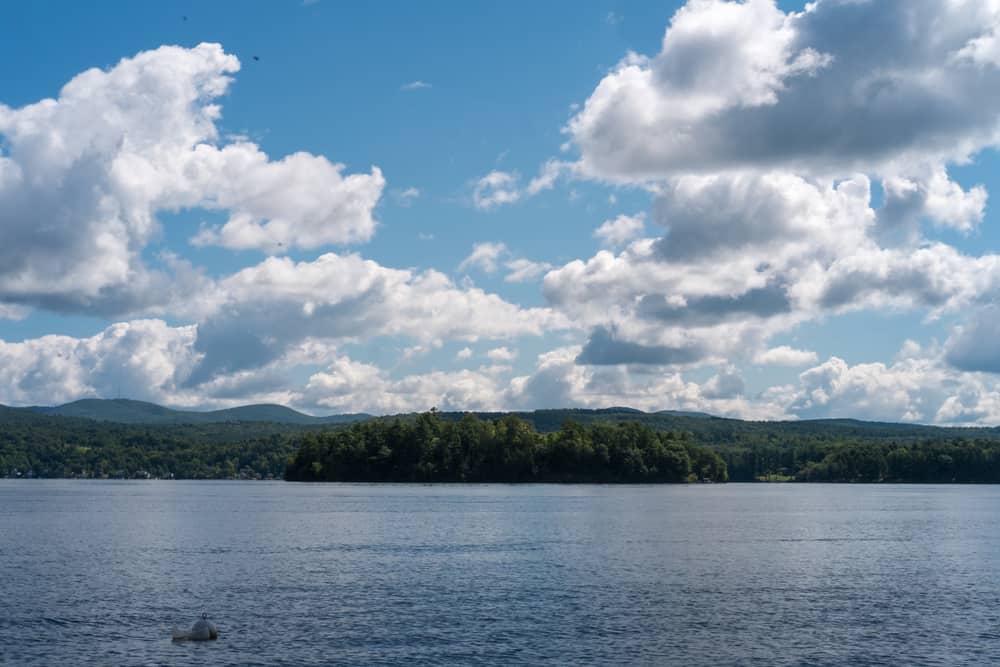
[186,149,384,252]
[593,213,646,248]
[783,342,1000,425]
[878,166,987,243]
[526,159,568,195]
[459,243,553,283]
[505,346,782,419]
[0,304,29,320]
[391,186,421,207]
[0,320,200,407]
[471,161,573,209]
[753,345,818,366]
[4,321,999,425]
[0,43,384,316]
[702,366,745,399]
[499,340,1000,425]
[487,346,517,362]
[187,252,569,384]
[503,258,553,283]
[944,306,1000,374]
[458,242,508,274]
[0,321,504,413]
[4,236,561,397]
[541,169,1000,367]
[472,171,521,210]
[302,356,502,414]
[402,343,437,361]
[566,0,1000,182]
[7,10,1000,424]
[401,81,431,90]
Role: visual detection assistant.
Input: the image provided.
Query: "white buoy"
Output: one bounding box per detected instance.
[171,613,219,641]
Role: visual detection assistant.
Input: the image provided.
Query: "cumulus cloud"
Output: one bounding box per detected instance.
[459,243,554,283]
[8,8,1000,424]
[0,43,383,316]
[486,346,517,362]
[0,321,497,413]
[301,356,503,414]
[576,326,705,366]
[540,167,1000,368]
[944,306,1000,374]
[546,2,1000,376]
[401,80,431,90]
[526,159,569,195]
[753,345,818,366]
[183,150,383,252]
[471,161,572,209]
[782,342,1000,425]
[653,172,872,261]
[566,0,1000,182]
[503,258,553,283]
[186,252,568,385]
[702,367,745,399]
[458,242,508,274]
[502,340,1000,425]
[545,172,871,320]
[505,346,779,418]
[549,0,1000,365]
[0,320,199,407]
[4,320,999,426]
[593,213,646,248]
[472,171,522,210]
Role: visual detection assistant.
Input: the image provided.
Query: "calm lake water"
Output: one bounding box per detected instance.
[2,482,999,666]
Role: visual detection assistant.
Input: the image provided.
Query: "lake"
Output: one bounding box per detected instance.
[1,482,999,665]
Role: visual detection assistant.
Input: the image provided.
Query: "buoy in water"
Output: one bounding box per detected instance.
[171,613,218,641]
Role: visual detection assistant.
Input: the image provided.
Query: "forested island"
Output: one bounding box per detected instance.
[4,400,1000,483]
[284,412,728,483]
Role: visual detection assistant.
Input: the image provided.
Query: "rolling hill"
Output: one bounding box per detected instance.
[17,398,369,425]
[4,400,1000,481]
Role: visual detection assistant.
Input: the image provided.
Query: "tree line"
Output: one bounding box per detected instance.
[0,407,304,479]
[7,405,1000,483]
[712,437,1000,482]
[284,411,728,483]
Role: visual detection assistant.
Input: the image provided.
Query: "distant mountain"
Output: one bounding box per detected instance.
[3,399,998,440]
[655,409,715,419]
[20,398,370,426]
[5,401,1000,481]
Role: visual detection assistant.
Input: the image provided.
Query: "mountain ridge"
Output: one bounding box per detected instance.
[4,398,998,437]
[12,398,370,425]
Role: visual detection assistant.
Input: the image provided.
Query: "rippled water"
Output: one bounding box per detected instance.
[2,481,999,665]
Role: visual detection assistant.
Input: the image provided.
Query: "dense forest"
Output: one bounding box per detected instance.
[0,406,306,479]
[284,411,728,483]
[5,402,1000,483]
[722,438,1000,482]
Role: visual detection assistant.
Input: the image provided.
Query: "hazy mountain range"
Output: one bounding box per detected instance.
[9,399,370,426]
[2,398,997,441]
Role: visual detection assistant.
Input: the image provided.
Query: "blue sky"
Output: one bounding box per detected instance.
[3,0,1000,423]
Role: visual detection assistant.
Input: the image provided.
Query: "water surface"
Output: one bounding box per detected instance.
[2,481,999,665]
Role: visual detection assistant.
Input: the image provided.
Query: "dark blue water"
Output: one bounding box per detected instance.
[2,482,999,666]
